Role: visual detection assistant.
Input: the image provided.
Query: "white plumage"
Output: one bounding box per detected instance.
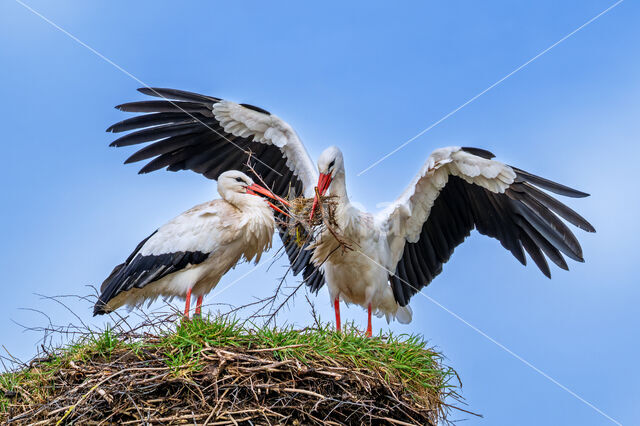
[211,100,318,195]
[377,148,517,263]
[107,88,595,335]
[94,171,282,318]
[308,146,593,335]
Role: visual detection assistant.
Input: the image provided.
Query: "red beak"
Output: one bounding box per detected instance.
[309,173,332,221]
[246,183,291,216]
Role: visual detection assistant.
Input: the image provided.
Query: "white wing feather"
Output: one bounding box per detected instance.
[139,201,239,256]
[213,101,318,196]
[376,147,517,266]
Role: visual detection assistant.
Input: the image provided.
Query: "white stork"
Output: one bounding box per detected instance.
[107,88,595,335]
[94,170,287,318]
[308,146,594,335]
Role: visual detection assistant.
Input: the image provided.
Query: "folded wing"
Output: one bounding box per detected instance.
[95,201,234,315]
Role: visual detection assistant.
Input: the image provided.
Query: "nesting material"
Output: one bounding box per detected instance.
[285,195,340,247]
[1,318,461,425]
[290,195,338,227]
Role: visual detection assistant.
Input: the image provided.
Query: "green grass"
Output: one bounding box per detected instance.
[158,317,456,394]
[0,316,457,418]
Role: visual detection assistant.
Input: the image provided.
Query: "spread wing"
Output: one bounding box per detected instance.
[107,87,324,292]
[376,147,595,306]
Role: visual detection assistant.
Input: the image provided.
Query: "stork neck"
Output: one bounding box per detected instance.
[222,191,266,213]
[328,171,349,202]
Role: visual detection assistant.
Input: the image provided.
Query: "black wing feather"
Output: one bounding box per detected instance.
[116,100,214,115]
[391,159,594,306]
[108,88,325,293]
[519,231,551,278]
[110,122,204,147]
[512,182,595,232]
[512,167,589,198]
[107,112,202,133]
[94,230,209,316]
[137,87,221,103]
[124,133,209,164]
[460,147,496,159]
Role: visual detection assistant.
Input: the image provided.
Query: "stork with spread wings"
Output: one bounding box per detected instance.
[108,87,594,335]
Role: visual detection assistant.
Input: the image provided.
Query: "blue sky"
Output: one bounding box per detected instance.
[1,1,638,424]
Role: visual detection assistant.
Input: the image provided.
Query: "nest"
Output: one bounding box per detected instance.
[244,158,344,249]
[1,318,460,425]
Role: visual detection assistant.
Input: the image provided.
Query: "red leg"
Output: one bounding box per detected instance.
[334,297,341,332]
[365,303,372,338]
[194,295,204,317]
[184,287,192,319]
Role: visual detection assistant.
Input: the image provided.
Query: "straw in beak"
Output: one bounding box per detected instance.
[309,173,332,221]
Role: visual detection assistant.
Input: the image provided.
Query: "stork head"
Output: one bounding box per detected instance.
[317,146,344,178]
[218,170,255,195]
[310,146,343,220]
[218,170,289,214]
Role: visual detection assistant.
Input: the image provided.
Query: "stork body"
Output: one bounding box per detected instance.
[309,163,412,334]
[106,88,595,334]
[94,171,281,317]
[308,146,594,335]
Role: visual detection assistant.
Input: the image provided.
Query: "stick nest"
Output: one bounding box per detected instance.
[1,317,461,425]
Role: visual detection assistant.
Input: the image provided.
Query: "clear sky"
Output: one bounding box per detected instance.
[1,1,638,424]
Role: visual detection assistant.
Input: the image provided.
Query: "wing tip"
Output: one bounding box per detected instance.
[110,138,131,148]
[106,122,130,133]
[570,190,590,198]
[93,302,108,316]
[513,167,591,199]
[582,222,597,233]
[138,87,165,97]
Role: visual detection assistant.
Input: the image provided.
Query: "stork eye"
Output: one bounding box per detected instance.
[328,159,335,170]
[235,177,246,184]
